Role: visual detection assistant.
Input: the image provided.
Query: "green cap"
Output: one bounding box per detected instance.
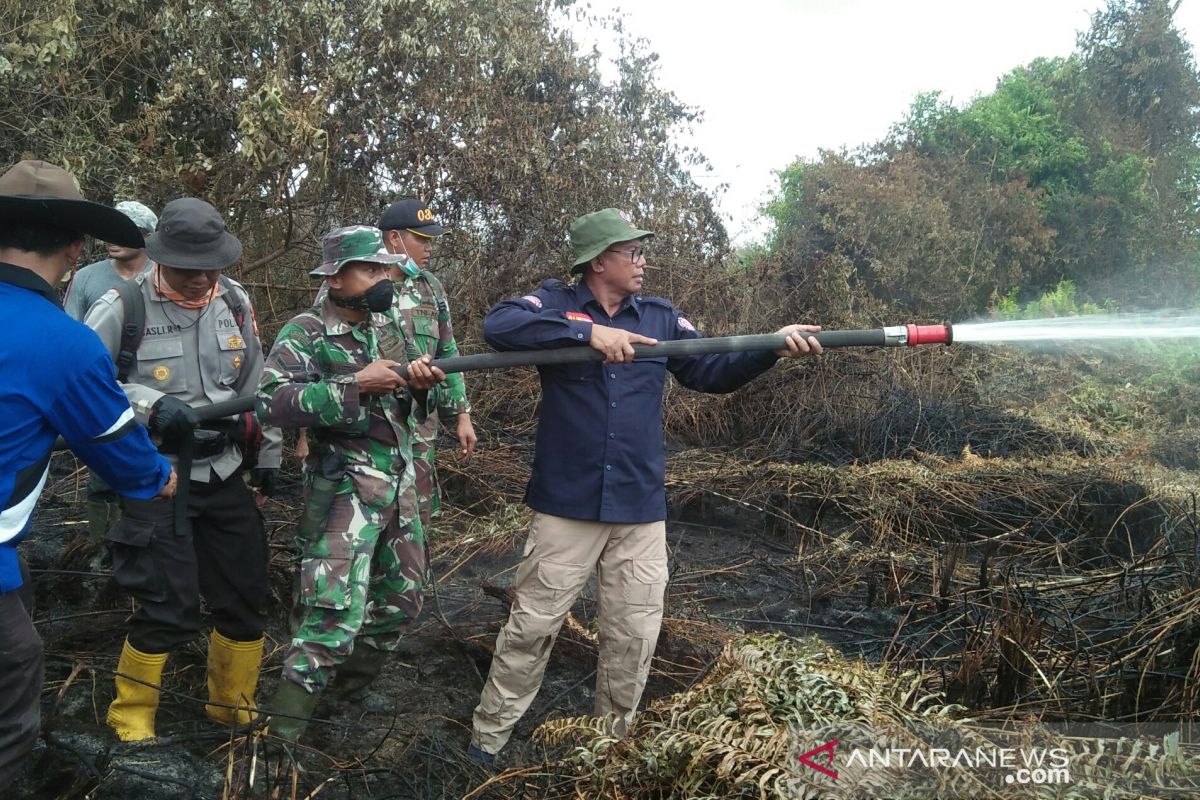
[311,225,411,276]
[569,208,654,274]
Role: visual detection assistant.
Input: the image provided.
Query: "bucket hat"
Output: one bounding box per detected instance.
[115,200,158,233]
[144,198,242,270]
[570,208,653,274]
[311,225,411,276]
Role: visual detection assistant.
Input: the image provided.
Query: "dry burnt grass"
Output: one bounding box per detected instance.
[13,343,1200,799]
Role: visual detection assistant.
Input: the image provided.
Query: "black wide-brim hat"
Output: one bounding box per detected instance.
[145,197,242,270]
[0,160,144,247]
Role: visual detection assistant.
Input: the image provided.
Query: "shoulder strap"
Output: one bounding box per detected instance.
[114,279,145,383]
[218,275,245,328]
[112,277,246,382]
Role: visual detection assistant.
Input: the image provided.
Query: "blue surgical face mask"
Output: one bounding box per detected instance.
[397,255,420,278]
[390,237,421,278]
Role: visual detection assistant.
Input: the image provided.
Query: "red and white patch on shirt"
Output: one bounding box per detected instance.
[565,311,592,322]
[676,315,696,332]
[521,294,543,309]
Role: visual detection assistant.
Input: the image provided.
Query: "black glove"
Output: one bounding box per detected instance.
[148,396,200,448]
[249,467,280,497]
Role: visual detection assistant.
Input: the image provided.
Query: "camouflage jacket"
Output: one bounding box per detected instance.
[257,298,424,520]
[391,270,470,422]
[313,275,470,425]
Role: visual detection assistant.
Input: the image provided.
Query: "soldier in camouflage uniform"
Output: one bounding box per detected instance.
[256,226,444,743]
[378,199,476,530]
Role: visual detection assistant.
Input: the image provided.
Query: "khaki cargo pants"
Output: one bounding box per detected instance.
[471,513,668,755]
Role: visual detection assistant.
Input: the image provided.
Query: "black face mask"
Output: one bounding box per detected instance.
[330,278,394,313]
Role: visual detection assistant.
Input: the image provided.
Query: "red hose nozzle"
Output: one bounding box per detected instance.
[905,323,952,347]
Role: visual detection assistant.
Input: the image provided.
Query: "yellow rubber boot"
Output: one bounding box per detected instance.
[205,631,264,726]
[107,639,168,741]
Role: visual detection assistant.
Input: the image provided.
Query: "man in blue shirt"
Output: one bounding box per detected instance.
[468,208,822,763]
[0,161,176,786]
[62,200,158,550]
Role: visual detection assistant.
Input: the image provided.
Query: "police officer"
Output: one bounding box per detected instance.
[85,197,282,741]
[0,161,175,783]
[468,208,823,764]
[377,199,477,532]
[257,226,443,743]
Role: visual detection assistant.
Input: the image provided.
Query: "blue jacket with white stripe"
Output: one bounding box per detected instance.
[0,263,171,594]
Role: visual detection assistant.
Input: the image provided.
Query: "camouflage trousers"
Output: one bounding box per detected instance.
[411,411,440,529]
[412,439,438,530]
[282,485,428,692]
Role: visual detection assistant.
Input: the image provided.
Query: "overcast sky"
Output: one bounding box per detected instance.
[567,0,1200,244]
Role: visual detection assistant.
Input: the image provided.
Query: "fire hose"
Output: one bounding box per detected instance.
[60,324,953,531]
[190,322,954,424]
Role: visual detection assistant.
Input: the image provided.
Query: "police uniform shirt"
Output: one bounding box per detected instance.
[85,273,282,482]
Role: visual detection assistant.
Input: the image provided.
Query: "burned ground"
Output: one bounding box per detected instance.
[14,461,811,799]
[12,345,1200,799]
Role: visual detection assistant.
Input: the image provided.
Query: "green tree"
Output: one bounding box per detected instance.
[1068,0,1200,301]
[757,0,1200,316]
[0,0,730,333]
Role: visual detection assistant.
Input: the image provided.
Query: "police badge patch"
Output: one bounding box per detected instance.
[521,294,543,309]
[676,316,696,332]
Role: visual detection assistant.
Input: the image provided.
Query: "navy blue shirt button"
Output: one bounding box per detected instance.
[609,432,615,439]
[610,401,617,407]
[605,464,612,471]
[609,372,616,379]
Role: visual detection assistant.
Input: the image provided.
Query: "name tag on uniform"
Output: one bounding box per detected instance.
[565,311,592,322]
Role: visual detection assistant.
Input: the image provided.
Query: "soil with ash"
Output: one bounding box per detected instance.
[12,456,876,800]
[13,430,1188,799]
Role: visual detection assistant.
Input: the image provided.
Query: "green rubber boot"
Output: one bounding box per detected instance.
[266,679,318,744]
[86,498,119,542]
[334,643,388,700]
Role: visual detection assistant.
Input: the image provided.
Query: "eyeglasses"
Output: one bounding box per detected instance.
[605,245,647,262]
